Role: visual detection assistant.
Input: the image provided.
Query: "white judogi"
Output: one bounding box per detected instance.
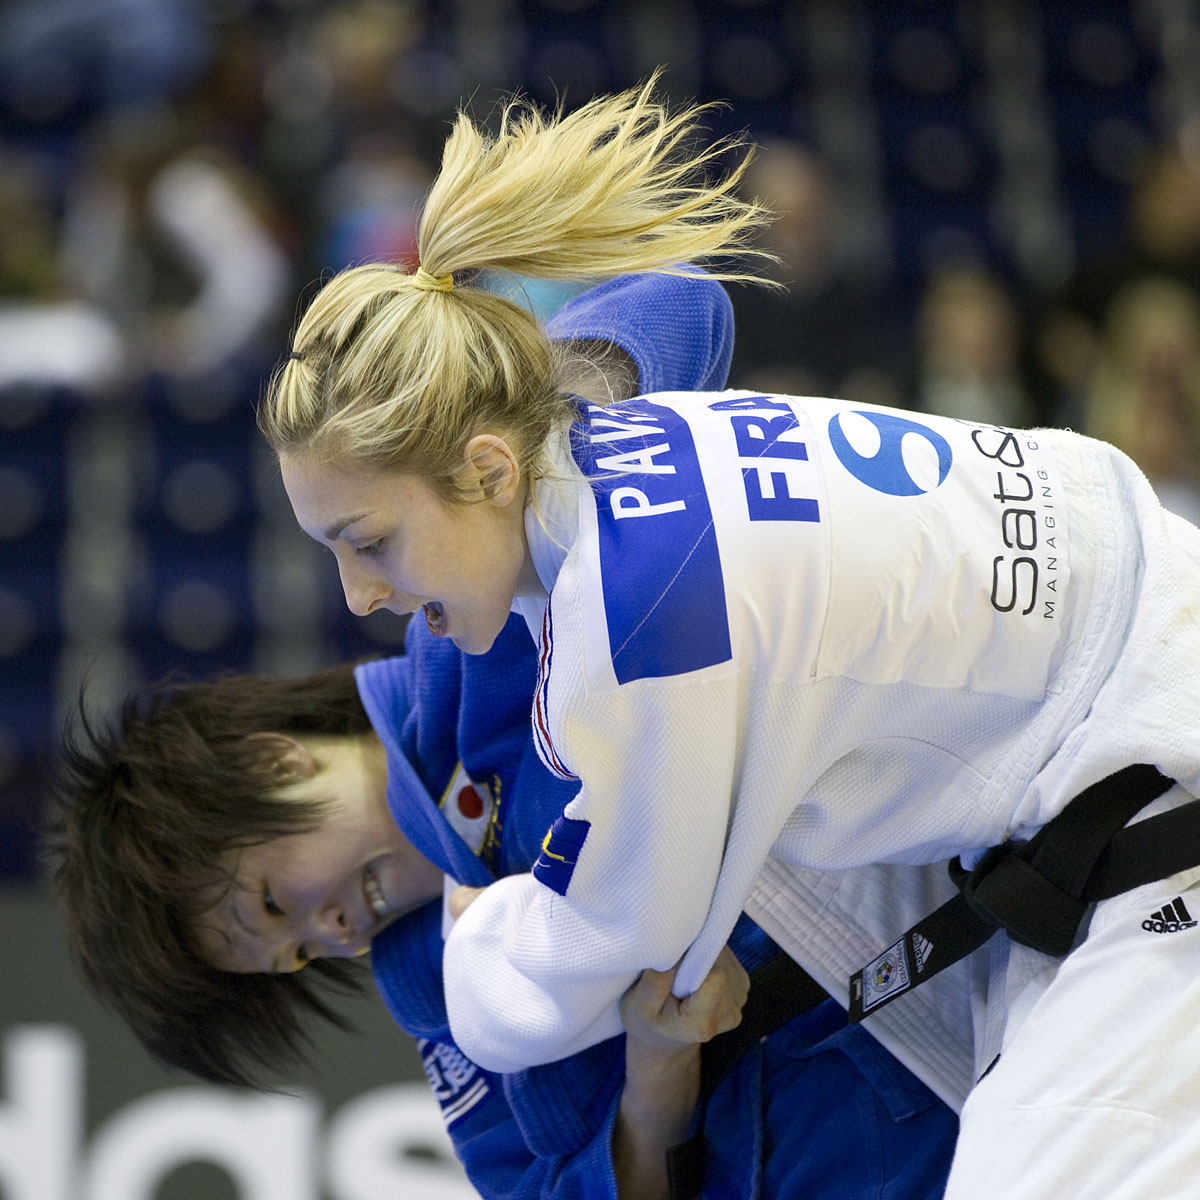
[443,391,1200,1196]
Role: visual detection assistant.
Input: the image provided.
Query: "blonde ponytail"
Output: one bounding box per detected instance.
[260,73,775,498]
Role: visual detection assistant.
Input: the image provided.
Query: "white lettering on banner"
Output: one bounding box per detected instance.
[87,1089,321,1200]
[610,487,687,520]
[0,1027,81,1200]
[328,1087,478,1200]
[586,416,665,443]
[0,1026,474,1200]
[594,443,677,475]
[586,402,689,521]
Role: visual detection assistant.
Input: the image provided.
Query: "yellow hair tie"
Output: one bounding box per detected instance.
[411,265,454,293]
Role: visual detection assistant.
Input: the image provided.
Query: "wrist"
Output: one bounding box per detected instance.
[626,1039,699,1078]
[621,1044,700,1117]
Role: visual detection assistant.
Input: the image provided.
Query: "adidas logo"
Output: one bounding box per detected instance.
[1142,896,1198,934]
[912,932,934,973]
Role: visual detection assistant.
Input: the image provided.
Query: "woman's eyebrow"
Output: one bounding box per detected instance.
[324,511,371,541]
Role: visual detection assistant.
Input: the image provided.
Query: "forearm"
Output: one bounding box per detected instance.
[611,946,749,1199]
[612,1046,700,1200]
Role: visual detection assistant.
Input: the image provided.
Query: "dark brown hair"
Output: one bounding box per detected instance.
[45,663,379,1089]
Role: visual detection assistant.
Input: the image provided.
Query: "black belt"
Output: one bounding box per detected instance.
[669,763,1188,1198]
[849,763,1179,1023]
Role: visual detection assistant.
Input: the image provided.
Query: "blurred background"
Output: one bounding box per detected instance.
[4,0,1200,1195]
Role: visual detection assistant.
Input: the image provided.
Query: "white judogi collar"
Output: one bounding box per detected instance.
[513,423,580,638]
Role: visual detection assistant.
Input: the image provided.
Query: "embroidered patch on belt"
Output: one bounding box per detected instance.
[533,815,591,896]
[852,937,912,1017]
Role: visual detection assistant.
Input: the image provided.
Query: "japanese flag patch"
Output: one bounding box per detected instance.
[439,762,497,856]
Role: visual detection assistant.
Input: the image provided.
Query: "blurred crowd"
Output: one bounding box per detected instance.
[5,0,1200,879]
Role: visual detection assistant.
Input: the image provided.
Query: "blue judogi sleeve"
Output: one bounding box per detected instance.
[545,269,734,394]
[372,902,629,1199]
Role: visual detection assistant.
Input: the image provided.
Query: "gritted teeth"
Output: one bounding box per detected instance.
[364,869,388,918]
[423,601,445,636]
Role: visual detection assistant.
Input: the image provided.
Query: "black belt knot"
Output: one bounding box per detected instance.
[951,839,1090,957]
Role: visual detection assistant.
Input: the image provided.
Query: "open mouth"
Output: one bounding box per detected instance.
[423,601,446,636]
[364,867,388,920]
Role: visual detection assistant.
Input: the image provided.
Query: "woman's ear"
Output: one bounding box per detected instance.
[243,732,318,782]
[462,434,521,506]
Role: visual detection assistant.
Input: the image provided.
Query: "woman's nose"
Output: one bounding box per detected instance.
[311,896,352,939]
[302,903,372,960]
[338,557,389,617]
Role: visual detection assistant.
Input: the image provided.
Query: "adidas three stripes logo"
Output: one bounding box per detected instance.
[1142,897,1198,934]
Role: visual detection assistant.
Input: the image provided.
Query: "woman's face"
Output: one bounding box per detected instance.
[280,438,535,656]
[194,734,444,974]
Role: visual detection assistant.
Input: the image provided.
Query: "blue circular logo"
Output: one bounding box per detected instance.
[828,411,953,496]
